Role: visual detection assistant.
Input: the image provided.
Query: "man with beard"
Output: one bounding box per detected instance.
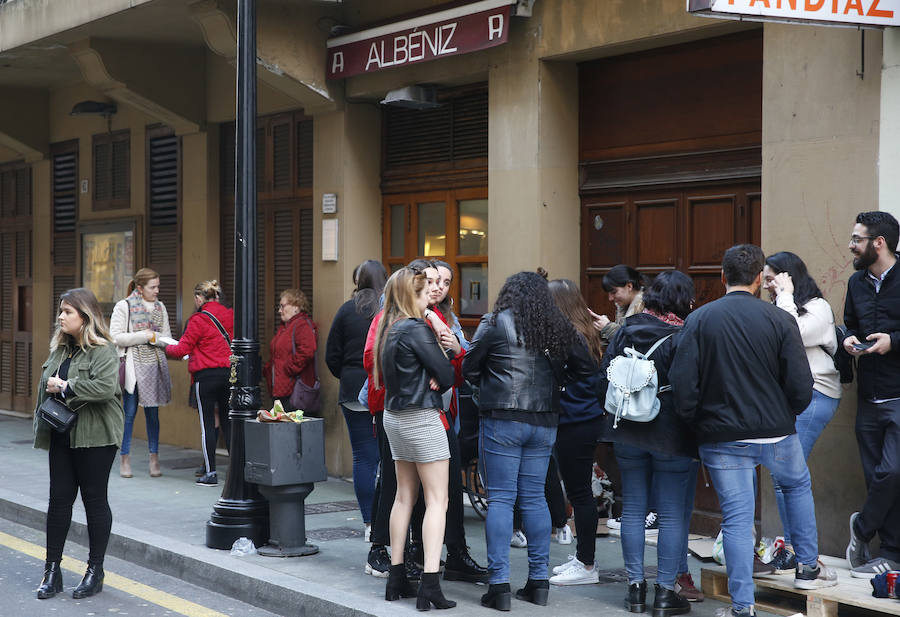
[843,211,900,577]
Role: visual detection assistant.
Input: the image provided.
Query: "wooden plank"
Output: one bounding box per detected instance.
[701,556,900,617]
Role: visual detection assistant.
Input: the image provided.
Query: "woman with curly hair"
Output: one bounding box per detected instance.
[462,271,587,611]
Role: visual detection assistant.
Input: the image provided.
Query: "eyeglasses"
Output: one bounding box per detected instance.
[276,303,292,312]
[850,235,878,245]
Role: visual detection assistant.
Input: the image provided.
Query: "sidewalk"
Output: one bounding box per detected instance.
[0,411,766,617]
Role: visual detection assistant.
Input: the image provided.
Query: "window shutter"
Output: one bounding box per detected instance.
[385,105,452,168]
[53,151,77,233]
[221,207,235,305]
[272,121,291,192]
[14,340,30,398]
[452,89,488,160]
[93,130,130,210]
[256,127,266,192]
[296,118,313,189]
[0,171,14,217]
[299,207,313,306]
[273,210,294,305]
[146,127,181,335]
[0,234,11,331]
[15,167,30,216]
[15,230,30,279]
[221,123,236,198]
[0,341,10,396]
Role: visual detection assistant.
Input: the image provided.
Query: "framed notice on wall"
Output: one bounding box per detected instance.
[80,220,136,310]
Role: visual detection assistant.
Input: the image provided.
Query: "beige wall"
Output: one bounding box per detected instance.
[760,23,882,557]
[312,103,382,475]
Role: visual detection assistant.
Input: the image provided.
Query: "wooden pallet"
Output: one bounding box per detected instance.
[701,556,900,617]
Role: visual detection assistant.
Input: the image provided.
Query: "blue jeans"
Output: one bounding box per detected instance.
[341,405,380,524]
[679,460,700,574]
[615,443,694,589]
[700,435,819,612]
[121,385,159,455]
[479,416,556,584]
[773,390,839,546]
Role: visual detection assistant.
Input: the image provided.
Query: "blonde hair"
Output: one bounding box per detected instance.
[51,288,112,352]
[194,279,222,302]
[127,267,160,296]
[280,288,310,315]
[372,267,426,390]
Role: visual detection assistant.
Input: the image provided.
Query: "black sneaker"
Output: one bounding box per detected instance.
[196,471,217,486]
[751,555,775,577]
[444,545,488,583]
[769,546,797,574]
[846,512,872,569]
[644,511,659,536]
[365,545,390,578]
[850,557,900,579]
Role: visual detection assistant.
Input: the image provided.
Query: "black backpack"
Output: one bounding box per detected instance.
[825,324,854,384]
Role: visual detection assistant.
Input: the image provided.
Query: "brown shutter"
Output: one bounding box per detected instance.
[385,105,452,168]
[299,207,313,306]
[221,123,236,198]
[272,121,291,193]
[146,127,181,335]
[221,207,235,305]
[451,89,488,160]
[51,141,78,337]
[0,171,14,216]
[0,340,10,399]
[93,130,130,210]
[14,340,30,398]
[296,118,313,189]
[256,127,266,192]
[15,167,31,216]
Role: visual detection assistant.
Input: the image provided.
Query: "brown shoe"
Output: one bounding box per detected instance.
[119,454,132,478]
[149,453,162,477]
[675,572,704,602]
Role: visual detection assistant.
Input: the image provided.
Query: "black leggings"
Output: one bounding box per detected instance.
[46,430,117,565]
[555,416,606,565]
[195,368,231,473]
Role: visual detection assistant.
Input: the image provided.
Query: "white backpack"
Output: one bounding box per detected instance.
[604,334,674,428]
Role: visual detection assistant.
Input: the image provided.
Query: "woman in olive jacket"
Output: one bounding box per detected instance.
[34,288,124,601]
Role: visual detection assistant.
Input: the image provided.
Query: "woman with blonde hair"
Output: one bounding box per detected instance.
[163,280,234,487]
[109,267,172,478]
[265,288,318,414]
[34,288,124,600]
[374,266,457,610]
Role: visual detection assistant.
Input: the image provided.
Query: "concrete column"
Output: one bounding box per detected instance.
[880,28,900,222]
[489,50,579,296]
[312,103,381,476]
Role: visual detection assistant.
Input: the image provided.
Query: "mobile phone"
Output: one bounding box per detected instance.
[852,341,874,351]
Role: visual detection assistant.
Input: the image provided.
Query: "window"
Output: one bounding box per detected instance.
[93,130,130,211]
[382,187,488,323]
[146,125,181,335]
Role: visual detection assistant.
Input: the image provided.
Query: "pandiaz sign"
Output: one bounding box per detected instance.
[687,0,900,27]
[326,0,513,80]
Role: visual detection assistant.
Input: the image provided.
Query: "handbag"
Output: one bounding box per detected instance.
[39,396,78,433]
[288,318,321,414]
[118,303,131,389]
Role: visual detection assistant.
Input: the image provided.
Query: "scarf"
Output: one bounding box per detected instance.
[125,290,171,406]
[643,308,684,327]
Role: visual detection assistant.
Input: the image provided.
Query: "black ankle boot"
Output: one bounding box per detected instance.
[444,544,488,583]
[480,583,511,611]
[416,571,456,610]
[72,563,104,599]
[653,584,691,617]
[515,578,549,606]
[626,580,648,613]
[385,564,416,601]
[36,561,63,599]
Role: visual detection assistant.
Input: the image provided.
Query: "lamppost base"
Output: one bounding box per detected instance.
[257,543,319,557]
[205,499,269,550]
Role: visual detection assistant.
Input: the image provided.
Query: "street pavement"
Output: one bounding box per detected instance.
[0,411,778,617]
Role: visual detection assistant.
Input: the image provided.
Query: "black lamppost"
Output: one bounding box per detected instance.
[206,0,269,550]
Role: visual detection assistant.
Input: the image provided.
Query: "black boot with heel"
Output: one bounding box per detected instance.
[625,580,648,613]
[416,571,456,610]
[72,563,104,599]
[480,583,511,611]
[515,579,549,605]
[385,563,416,601]
[36,561,63,599]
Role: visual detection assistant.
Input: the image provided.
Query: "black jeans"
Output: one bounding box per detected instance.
[555,416,605,565]
[371,414,466,548]
[46,430,117,565]
[195,368,231,473]
[856,398,900,561]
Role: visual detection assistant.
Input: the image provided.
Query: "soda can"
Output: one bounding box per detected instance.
[887,571,900,598]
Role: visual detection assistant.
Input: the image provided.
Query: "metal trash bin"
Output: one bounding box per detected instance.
[244,417,327,556]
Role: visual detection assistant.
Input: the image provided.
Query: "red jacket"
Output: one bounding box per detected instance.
[363,311,385,415]
[165,301,234,375]
[265,312,317,398]
[432,307,466,420]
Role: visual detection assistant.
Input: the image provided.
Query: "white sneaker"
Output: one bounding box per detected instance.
[553,554,579,574]
[556,525,573,545]
[549,559,599,586]
[794,559,838,589]
[364,523,371,542]
[606,517,622,530]
[510,530,528,548]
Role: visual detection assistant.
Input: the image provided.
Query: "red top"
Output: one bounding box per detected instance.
[363,311,385,415]
[165,301,234,375]
[265,312,317,397]
[432,307,466,420]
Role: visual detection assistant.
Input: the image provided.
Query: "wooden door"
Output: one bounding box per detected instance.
[0,164,33,412]
[582,180,760,535]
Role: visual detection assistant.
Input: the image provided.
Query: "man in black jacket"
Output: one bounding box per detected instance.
[669,244,836,617]
[842,211,900,577]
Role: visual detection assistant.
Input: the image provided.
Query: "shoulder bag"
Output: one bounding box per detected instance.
[289,318,321,414]
[38,357,81,433]
[118,303,130,388]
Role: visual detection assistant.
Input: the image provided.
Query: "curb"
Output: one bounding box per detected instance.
[0,488,378,617]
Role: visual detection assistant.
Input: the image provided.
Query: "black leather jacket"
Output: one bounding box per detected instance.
[463,309,594,413]
[382,318,455,411]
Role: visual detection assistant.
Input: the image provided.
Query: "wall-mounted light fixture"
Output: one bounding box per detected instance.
[70,100,117,131]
